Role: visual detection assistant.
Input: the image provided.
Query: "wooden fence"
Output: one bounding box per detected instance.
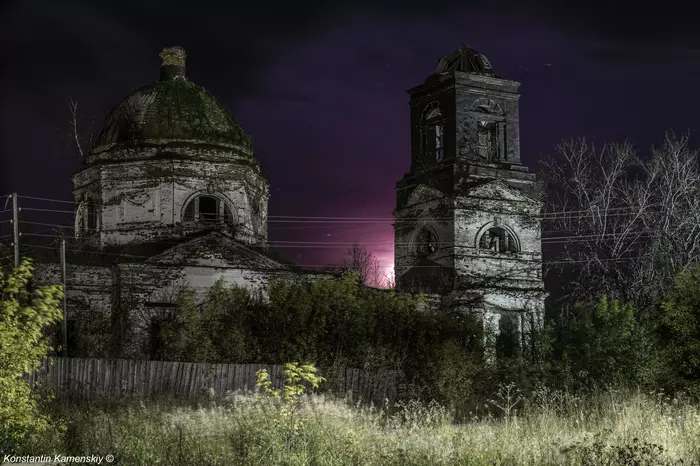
[24,357,399,406]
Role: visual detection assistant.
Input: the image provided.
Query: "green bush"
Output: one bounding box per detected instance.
[0,258,64,455]
[658,263,700,391]
[544,296,661,392]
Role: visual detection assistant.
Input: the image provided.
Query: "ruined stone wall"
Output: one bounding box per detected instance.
[453,73,521,165]
[33,262,115,356]
[453,197,542,293]
[72,159,269,247]
[394,189,455,279]
[33,262,113,315]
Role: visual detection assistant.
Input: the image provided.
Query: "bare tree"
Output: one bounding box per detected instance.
[334,245,384,288]
[68,98,95,159]
[541,131,700,309]
[383,268,396,290]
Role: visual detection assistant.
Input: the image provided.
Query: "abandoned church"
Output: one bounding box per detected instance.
[30,45,545,358]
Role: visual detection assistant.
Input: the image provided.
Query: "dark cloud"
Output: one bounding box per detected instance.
[3,0,700,269]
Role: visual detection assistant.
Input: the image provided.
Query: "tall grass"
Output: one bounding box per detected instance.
[20,386,700,465]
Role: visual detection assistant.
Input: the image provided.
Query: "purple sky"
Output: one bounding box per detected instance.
[2,0,700,273]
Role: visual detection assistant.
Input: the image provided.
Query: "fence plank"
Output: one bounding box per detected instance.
[26,358,399,407]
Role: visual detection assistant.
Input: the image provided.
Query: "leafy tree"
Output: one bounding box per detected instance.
[552,296,660,391]
[0,258,63,454]
[256,362,326,445]
[658,263,700,390]
[161,271,487,408]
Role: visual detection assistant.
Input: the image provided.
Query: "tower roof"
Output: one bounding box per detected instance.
[90,46,254,163]
[430,44,500,79]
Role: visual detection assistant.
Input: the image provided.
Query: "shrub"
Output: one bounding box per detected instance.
[0,258,63,455]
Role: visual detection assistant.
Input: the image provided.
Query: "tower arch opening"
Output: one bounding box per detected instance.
[182,193,236,225]
[411,225,438,257]
[465,98,507,162]
[420,102,445,162]
[476,223,519,254]
[76,196,99,236]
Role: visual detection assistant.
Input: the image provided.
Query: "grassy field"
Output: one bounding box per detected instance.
[16,386,700,465]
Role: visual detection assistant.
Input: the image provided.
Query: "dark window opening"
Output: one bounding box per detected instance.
[479,227,518,254]
[476,121,499,161]
[198,196,218,223]
[182,195,235,225]
[421,104,445,162]
[496,316,520,359]
[415,228,437,257]
[86,202,97,232]
[149,318,166,360]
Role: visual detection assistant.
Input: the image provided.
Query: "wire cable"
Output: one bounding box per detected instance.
[19,220,74,229]
[19,207,75,214]
[18,241,641,268]
[17,195,75,204]
[8,193,685,221]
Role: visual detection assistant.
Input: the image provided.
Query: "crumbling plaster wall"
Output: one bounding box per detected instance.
[453,195,542,293]
[33,262,114,356]
[72,159,269,247]
[453,73,521,164]
[394,187,455,279]
[33,262,113,316]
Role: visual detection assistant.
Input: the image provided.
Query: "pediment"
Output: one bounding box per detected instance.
[460,179,539,204]
[406,184,445,206]
[144,232,290,270]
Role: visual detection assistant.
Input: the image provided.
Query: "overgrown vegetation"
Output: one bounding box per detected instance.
[22,387,700,465]
[6,132,700,463]
[0,258,64,456]
[148,271,488,413]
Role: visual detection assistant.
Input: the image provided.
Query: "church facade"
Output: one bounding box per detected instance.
[32,45,545,359]
[33,47,303,358]
[393,45,546,353]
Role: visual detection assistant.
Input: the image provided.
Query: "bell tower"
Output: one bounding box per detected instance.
[393,45,546,357]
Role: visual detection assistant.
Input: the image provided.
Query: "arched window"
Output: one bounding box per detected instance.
[476,120,498,160]
[479,226,518,254]
[182,194,235,225]
[78,198,98,235]
[86,202,97,231]
[421,102,445,162]
[471,99,506,162]
[413,227,437,257]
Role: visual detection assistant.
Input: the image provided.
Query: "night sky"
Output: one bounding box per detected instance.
[2,0,700,274]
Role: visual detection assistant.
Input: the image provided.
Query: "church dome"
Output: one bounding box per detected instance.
[429,44,500,79]
[90,46,254,163]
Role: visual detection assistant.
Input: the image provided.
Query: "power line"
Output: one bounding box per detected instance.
[17,195,75,205]
[5,219,668,240]
[19,207,75,214]
[13,204,695,224]
[18,241,638,268]
[20,243,152,259]
[8,223,670,248]
[8,193,680,221]
[21,232,63,238]
[19,220,74,229]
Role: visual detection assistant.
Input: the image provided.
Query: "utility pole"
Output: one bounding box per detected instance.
[12,192,19,268]
[60,237,68,357]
